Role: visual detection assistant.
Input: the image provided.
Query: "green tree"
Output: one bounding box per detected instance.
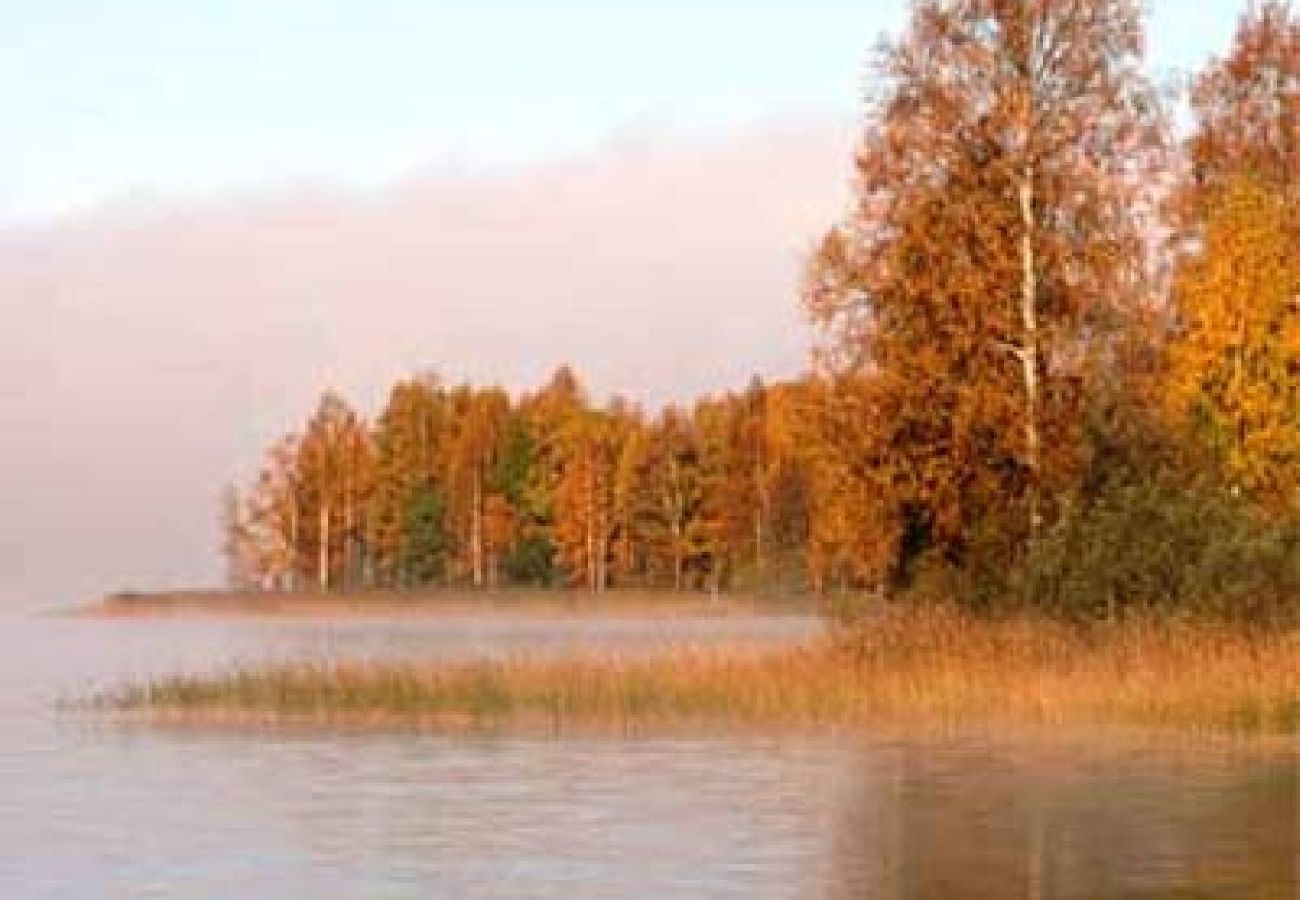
[369,376,449,588]
[401,481,450,586]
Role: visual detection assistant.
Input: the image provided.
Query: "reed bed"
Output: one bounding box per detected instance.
[109,608,1300,734]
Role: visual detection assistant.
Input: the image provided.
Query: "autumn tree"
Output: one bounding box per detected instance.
[295,391,373,590]
[445,386,510,588]
[735,380,774,584]
[807,0,1164,584]
[489,411,550,584]
[243,435,302,590]
[1165,176,1300,514]
[552,401,644,593]
[760,383,815,591]
[220,483,260,590]
[638,407,711,590]
[514,366,589,583]
[701,379,779,590]
[683,400,726,590]
[1175,0,1299,230]
[609,407,651,586]
[789,377,896,594]
[1163,2,1298,512]
[369,376,450,587]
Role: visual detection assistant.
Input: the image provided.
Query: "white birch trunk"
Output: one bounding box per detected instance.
[1019,165,1042,543]
[471,467,484,589]
[318,502,330,590]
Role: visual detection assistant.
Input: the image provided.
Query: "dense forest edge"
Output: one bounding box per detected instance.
[212,0,1297,629]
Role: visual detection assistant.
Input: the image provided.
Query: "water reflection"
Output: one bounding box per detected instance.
[826,737,1299,899]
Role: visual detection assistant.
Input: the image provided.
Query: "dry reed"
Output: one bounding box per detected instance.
[109,607,1300,734]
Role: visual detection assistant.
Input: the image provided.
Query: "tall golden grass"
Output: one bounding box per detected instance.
[111,608,1300,734]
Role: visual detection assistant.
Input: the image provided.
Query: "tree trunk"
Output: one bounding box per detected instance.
[288,502,299,592]
[584,458,596,593]
[621,510,633,585]
[318,501,330,590]
[471,467,484,589]
[596,527,608,594]
[754,453,767,586]
[343,488,353,592]
[597,458,609,594]
[672,521,683,592]
[1019,165,1041,545]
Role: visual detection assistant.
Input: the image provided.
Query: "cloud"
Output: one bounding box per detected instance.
[0,118,855,606]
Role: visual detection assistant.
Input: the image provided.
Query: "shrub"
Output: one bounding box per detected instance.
[1025,472,1300,623]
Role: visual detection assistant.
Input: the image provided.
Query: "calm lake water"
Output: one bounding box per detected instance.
[0,610,1295,898]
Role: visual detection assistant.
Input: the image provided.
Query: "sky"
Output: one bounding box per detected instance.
[0,1,1253,606]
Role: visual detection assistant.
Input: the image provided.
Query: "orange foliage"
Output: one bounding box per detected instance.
[1166,176,1300,514]
[806,0,1163,575]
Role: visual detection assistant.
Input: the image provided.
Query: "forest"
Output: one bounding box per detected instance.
[223,0,1298,622]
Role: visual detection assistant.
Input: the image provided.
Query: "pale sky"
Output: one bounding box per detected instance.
[3,1,1244,222]
[0,1,1255,606]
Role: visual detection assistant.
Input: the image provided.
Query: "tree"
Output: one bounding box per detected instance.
[689,397,737,593]
[1175,0,1299,230]
[640,406,711,590]
[806,0,1164,583]
[610,408,651,586]
[488,410,553,585]
[515,366,589,583]
[295,391,373,590]
[220,483,260,590]
[793,377,896,594]
[1165,176,1300,515]
[244,435,302,591]
[762,383,815,591]
[401,481,450,585]
[700,379,778,590]
[446,386,510,588]
[552,406,629,592]
[369,376,448,587]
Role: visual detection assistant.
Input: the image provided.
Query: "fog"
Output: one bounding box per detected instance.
[0,120,854,607]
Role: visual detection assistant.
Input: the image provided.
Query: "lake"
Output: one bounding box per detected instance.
[0,610,1295,898]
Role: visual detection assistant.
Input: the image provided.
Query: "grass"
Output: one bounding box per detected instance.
[105,607,1300,735]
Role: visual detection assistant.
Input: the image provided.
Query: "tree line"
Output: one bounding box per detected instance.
[224,369,836,595]
[225,1,1298,619]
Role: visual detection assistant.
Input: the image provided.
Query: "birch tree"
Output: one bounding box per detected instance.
[296,392,373,591]
[807,0,1164,571]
